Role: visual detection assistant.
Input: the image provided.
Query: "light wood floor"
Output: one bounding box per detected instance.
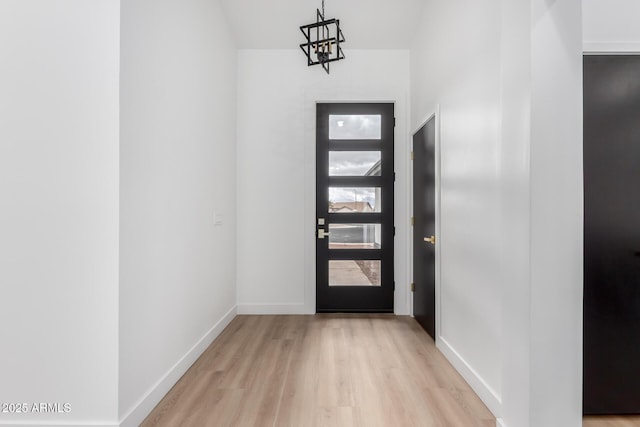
[584,416,640,427]
[141,314,640,427]
[142,315,495,427]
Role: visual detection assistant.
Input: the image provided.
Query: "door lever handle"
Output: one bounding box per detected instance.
[424,236,436,245]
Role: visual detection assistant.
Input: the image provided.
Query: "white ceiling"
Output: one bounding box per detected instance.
[220,0,426,49]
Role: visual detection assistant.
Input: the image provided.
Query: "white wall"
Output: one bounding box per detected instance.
[502,1,584,426]
[0,1,120,425]
[236,49,411,315]
[528,1,583,425]
[119,0,238,425]
[499,0,532,424]
[412,0,583,425]
[411,0,503,414]
[583,0,640,52]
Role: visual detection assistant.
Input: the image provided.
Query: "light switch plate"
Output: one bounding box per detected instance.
[214,212,223,226]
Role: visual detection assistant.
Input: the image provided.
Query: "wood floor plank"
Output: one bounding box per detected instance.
[142,315,497,427]
[584,416,640,427]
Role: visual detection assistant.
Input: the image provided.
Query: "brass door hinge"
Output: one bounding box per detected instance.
[411,151,414,160]
[411,216,415,226]
[411,282,415,292]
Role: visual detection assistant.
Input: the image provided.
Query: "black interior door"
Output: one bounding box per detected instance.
[583,55,640,414]
[412,116,436,339]
[316,103,394,312]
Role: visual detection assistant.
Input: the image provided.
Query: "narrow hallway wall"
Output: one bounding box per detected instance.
[410,0,503,414]
[0,1,120,424]
[119,0,238,424]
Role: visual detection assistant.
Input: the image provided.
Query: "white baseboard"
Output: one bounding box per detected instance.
[496,418,507,427]
[118,305,237,427]
[436,336,502,418]
[0,423,117,427]
[237,303,310,315]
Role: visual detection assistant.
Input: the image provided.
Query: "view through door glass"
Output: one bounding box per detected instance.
[316,103,394,312]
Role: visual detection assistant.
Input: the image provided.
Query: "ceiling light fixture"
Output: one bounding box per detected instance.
[299,0,345,74]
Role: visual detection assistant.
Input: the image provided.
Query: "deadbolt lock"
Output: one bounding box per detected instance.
[318,229,331,239]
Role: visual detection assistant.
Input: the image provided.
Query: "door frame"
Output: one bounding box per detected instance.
[582,54,640,414]
[410,106,442,340]
[315,102,396,312]
[300,92,410,315]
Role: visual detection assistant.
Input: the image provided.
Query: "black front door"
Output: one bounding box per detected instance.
[316,103,395,312]
[583,55,640,414]
[412,116,436,339]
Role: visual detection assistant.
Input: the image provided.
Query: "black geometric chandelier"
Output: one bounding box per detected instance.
[299,0,345,74]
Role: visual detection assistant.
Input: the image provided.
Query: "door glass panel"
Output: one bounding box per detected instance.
[329,115,381,140]
[329,224,381,249]
[329,151,381,176]
[329,187,381,213]
[329,260,381,287]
